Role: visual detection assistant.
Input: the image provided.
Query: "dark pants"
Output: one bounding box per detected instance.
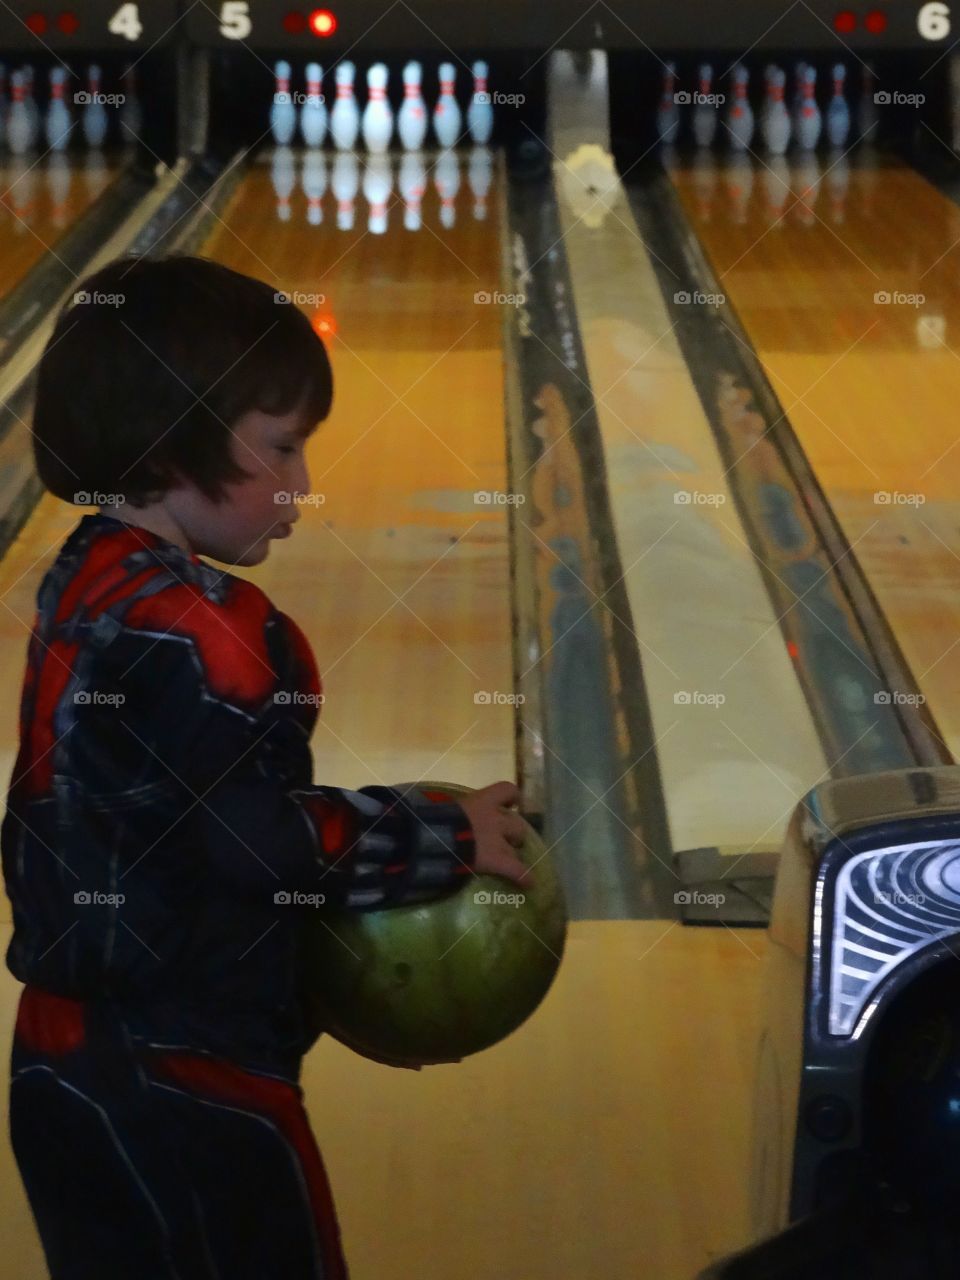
[8,986,349,1280]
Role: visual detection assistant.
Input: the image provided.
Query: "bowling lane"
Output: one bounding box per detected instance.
[671,153,960,758]
[0,153,123,298]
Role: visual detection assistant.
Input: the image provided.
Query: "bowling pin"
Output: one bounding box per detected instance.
[332,151,360,230]
[302,151,327,225]
[45,67,73,151]
[725,152,754,224]
[433,62,462,148]
[726,64,754,151]
[656,62,680,145]
[795,66,821,150]
[434,147,460,228]
[761,67,791,155]
[397,62,427,151]
[859,62,880,144]
[330,62,359,152]
[826,64,850,148]
[759,65,774,142]
[363,155,392,233]
[270,60,296,146]
[0,65,7,152]
[792,62,807,119]
[82,65,109,149]
[7,71,34,155]
[46,152,72,229]
[120,65,143,145]
[301,63,327,148]
[691,64,717,148]
[270,145,296,222]
[467,60,493,145]
[468,145,493,220]
[398,151,426,230]
[361,63,393,154]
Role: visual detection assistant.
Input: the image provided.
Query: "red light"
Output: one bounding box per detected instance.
[310,9,337,36]
[57,11,80,35]
[834,9,857,32]
[865,9,888,32]
[313,312,337,339]
[283,10,307,34]
[24,12,47,34]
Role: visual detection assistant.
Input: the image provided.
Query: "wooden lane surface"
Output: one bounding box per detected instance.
[0,154,120,298]
[671,152,960,760]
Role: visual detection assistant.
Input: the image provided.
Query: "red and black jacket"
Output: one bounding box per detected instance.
[1,512,477,1081]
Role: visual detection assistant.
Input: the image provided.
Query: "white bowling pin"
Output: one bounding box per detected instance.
[82,65,109,148]
[761,67,791,155]
[301,63,327,148]
[795,66,821,150]
[433,62,462,148]
[302,151,327,225]
[656,62,680,145]
[271,145,296,222]
[361,63,393,154]
[398,151,426,230]
[119,65,143,145]
[826,64,850,148]
[45,67,73,151]
[759,65,774,141]
[0,65,7,151]
[792,62,807,120]
[270,60,296,146]
[467,60,493,145]
[363,155,392,233]
[7,71,34,155]
[434,147,460,228]
[331,151,360,229]
[330,62,359,151]
[727,64,754,151]
[468,145,493,220]
[397,62,427,151]
[691,65,717,148]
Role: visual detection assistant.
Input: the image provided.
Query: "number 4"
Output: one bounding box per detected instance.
[108,3,143,41]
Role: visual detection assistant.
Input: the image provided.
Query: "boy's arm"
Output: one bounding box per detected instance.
[71,635,477,911]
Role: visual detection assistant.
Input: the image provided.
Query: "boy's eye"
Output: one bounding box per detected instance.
[276,446,296,456]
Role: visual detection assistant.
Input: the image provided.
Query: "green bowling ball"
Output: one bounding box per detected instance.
[299,780,567,1067]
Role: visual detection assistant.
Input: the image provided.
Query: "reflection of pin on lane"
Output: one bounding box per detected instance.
[332,151,359,230]
[793,153,822,227]
[434,149,460,229]
[302,151,327,226]
[725,153,753,225]
[468,146,493,220]
[363,156,392,234]
[270,145,296,223]
[399,151,426,230]
[762,155,790,227]
[825,151,850,224]
[691,149,717,223]
[47,153,73,230]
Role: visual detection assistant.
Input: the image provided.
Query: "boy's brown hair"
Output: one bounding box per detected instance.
[33,254,333,508]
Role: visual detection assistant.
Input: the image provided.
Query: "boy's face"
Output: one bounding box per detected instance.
[168,403,315,566]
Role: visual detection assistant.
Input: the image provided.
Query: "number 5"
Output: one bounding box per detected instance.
[221,1,253,40]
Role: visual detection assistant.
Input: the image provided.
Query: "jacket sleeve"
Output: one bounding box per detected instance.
[68,629,478,912]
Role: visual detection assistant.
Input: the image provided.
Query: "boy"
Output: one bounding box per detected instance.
[2,254,532,1279]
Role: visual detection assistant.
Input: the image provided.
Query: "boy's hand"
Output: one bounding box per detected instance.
[457,781,535,889]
